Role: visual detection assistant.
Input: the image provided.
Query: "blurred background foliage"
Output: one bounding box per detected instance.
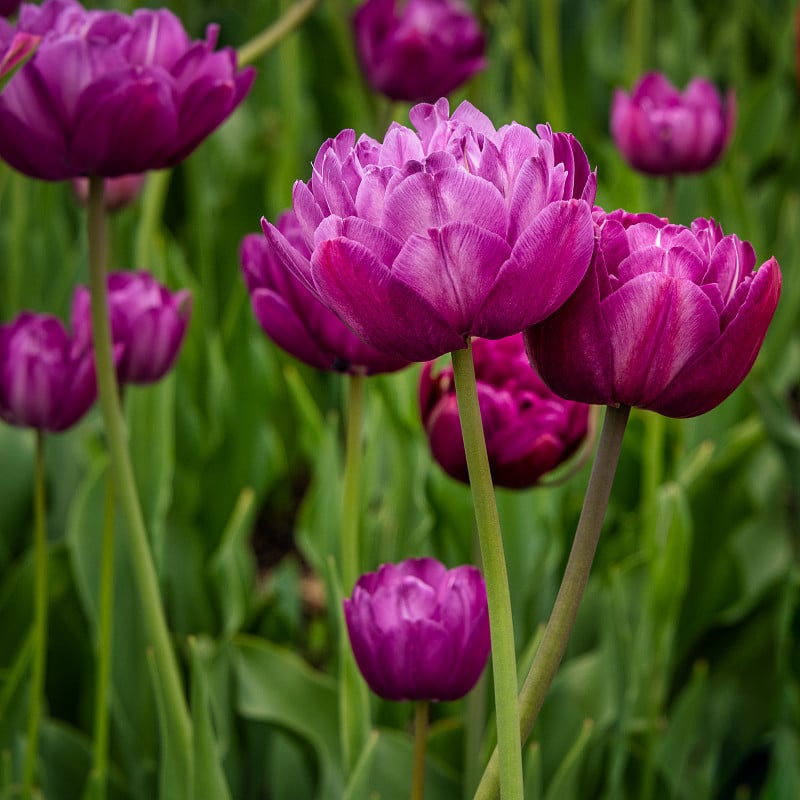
[0,0,798,797]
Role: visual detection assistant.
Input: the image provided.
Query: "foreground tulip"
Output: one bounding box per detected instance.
[72,271,192,385]
[611,72,735,176]
[420,334,590,488]
[344,558,490,702]
[525,210,781,418]
[0,0,255,180]
[263,97,596,363]
[0,312,97,432]
[352,0,486,103]
[241,213,410,375]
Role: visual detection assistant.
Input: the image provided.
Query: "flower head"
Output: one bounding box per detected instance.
[420,335,590,488]
[72,271,191,385]
[0,311,97,432]
[0,0,255,179]
[611,72,735,175]
[525,209,781,418]
[241,212,410,375]
[72,173,147,212]
[263,98,596,363]
[352,0,485,103]
[344,558,490,702]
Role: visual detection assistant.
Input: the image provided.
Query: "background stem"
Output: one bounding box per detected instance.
[411,700,429,800]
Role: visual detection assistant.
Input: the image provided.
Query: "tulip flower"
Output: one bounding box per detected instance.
[262,97,596,363]
[72,271,192,385]
[0,0,255,180]
[0,311,98,432]
[72,173,147,212]
[525,209,781,418]
[344,558,490,702]
[352,0,486,103]
[420,334,590,488]
[611,72,735,176]
[241,213,410,375]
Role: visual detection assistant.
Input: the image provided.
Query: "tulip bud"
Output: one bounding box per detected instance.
[344,558,490,702]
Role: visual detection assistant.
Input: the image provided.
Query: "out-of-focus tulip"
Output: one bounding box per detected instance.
[72,271,191,385]
[262,97,596,363]
[611,72,735,175]
[420,334,590,488]
[72,173,147,212]
[352,0,485,103]
[0,311,97,432]
[0,0,255,180]
[241,213,410,375]
[525,209,781,418]
[344,558,490,702]
[0,30,38,78]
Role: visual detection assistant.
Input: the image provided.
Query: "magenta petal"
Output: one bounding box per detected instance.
[261,217,315,291]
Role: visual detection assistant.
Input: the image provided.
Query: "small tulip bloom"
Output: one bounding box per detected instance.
[241,213,409,375]
[0,312,97,432]
[263,98,596,363]
[525,210,781,418]
[72,271,192,385]
[420,335,590,489]
[72,173,147,212]
[344,558,490,702]
[352,0,486,103]
[611,72,735,176]
[0,0,255,180]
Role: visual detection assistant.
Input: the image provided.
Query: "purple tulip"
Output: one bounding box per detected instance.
[420,334,590,488]
[524,209,782,418]
[72,271,192,385]
[0,0,255,180]
[262,98,596,363]
[72,173,147,212]
[0,311,97,432]
[241,213,410,375]
[611,72,735,176]
[344,558,490,702]
[352,0,486,103]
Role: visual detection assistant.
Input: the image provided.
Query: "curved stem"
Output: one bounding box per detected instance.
[237,0,317,66]
[474,404,631,800]
[451,344,523,800]
[22,430,47,795]
[86,176,191,757]
[411,700,430,800]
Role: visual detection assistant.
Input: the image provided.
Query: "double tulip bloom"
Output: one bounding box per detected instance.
[262,98,596,363]
[611,72,735,176]
[352,0,486,103]
[344,558,490,702]
[525,210,781,418]
[420,335,590,489]
[0,0,254,179]
[241,213,409,375]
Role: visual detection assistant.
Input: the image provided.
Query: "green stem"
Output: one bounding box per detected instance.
[539,0,566,131]
[237,0,317,66]
[641,411,664,539]
[411,700,429,800]
[627,0,651,82]
[22,430,47,796]
[86,176,192,758]
[664,174,676,222]
[473,404,631,800]
[134,170,172,275]
[450,344,523,800]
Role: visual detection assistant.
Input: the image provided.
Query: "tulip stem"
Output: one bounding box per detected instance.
[22,430,47,796]
[411,700,429,800]
[473,404,630,799]
[450,343,523,800]
[86,177,192,761]
[237,0,317,66]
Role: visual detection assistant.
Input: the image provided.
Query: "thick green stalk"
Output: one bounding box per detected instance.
[86,176,192,758]
[450,344,523,800]
[237,0,317,66]
[22,431,47,796]
[474,404,631,800]
[539,0,567,131]
[411,700,430,800]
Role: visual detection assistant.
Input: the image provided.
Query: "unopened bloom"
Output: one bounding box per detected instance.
[241,213,409,375]
[72,271,191,385]
[344,558,490,702]
[611,72,735,175]
[0,312,97,432]
[263,98,596,363]
[420,334,590,488]
[72,173,147,212]
[352,0,485,103]
[525,210,781,418]
[0,0,255,180]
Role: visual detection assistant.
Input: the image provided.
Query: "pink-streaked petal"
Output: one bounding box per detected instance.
[261,217,315,291]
